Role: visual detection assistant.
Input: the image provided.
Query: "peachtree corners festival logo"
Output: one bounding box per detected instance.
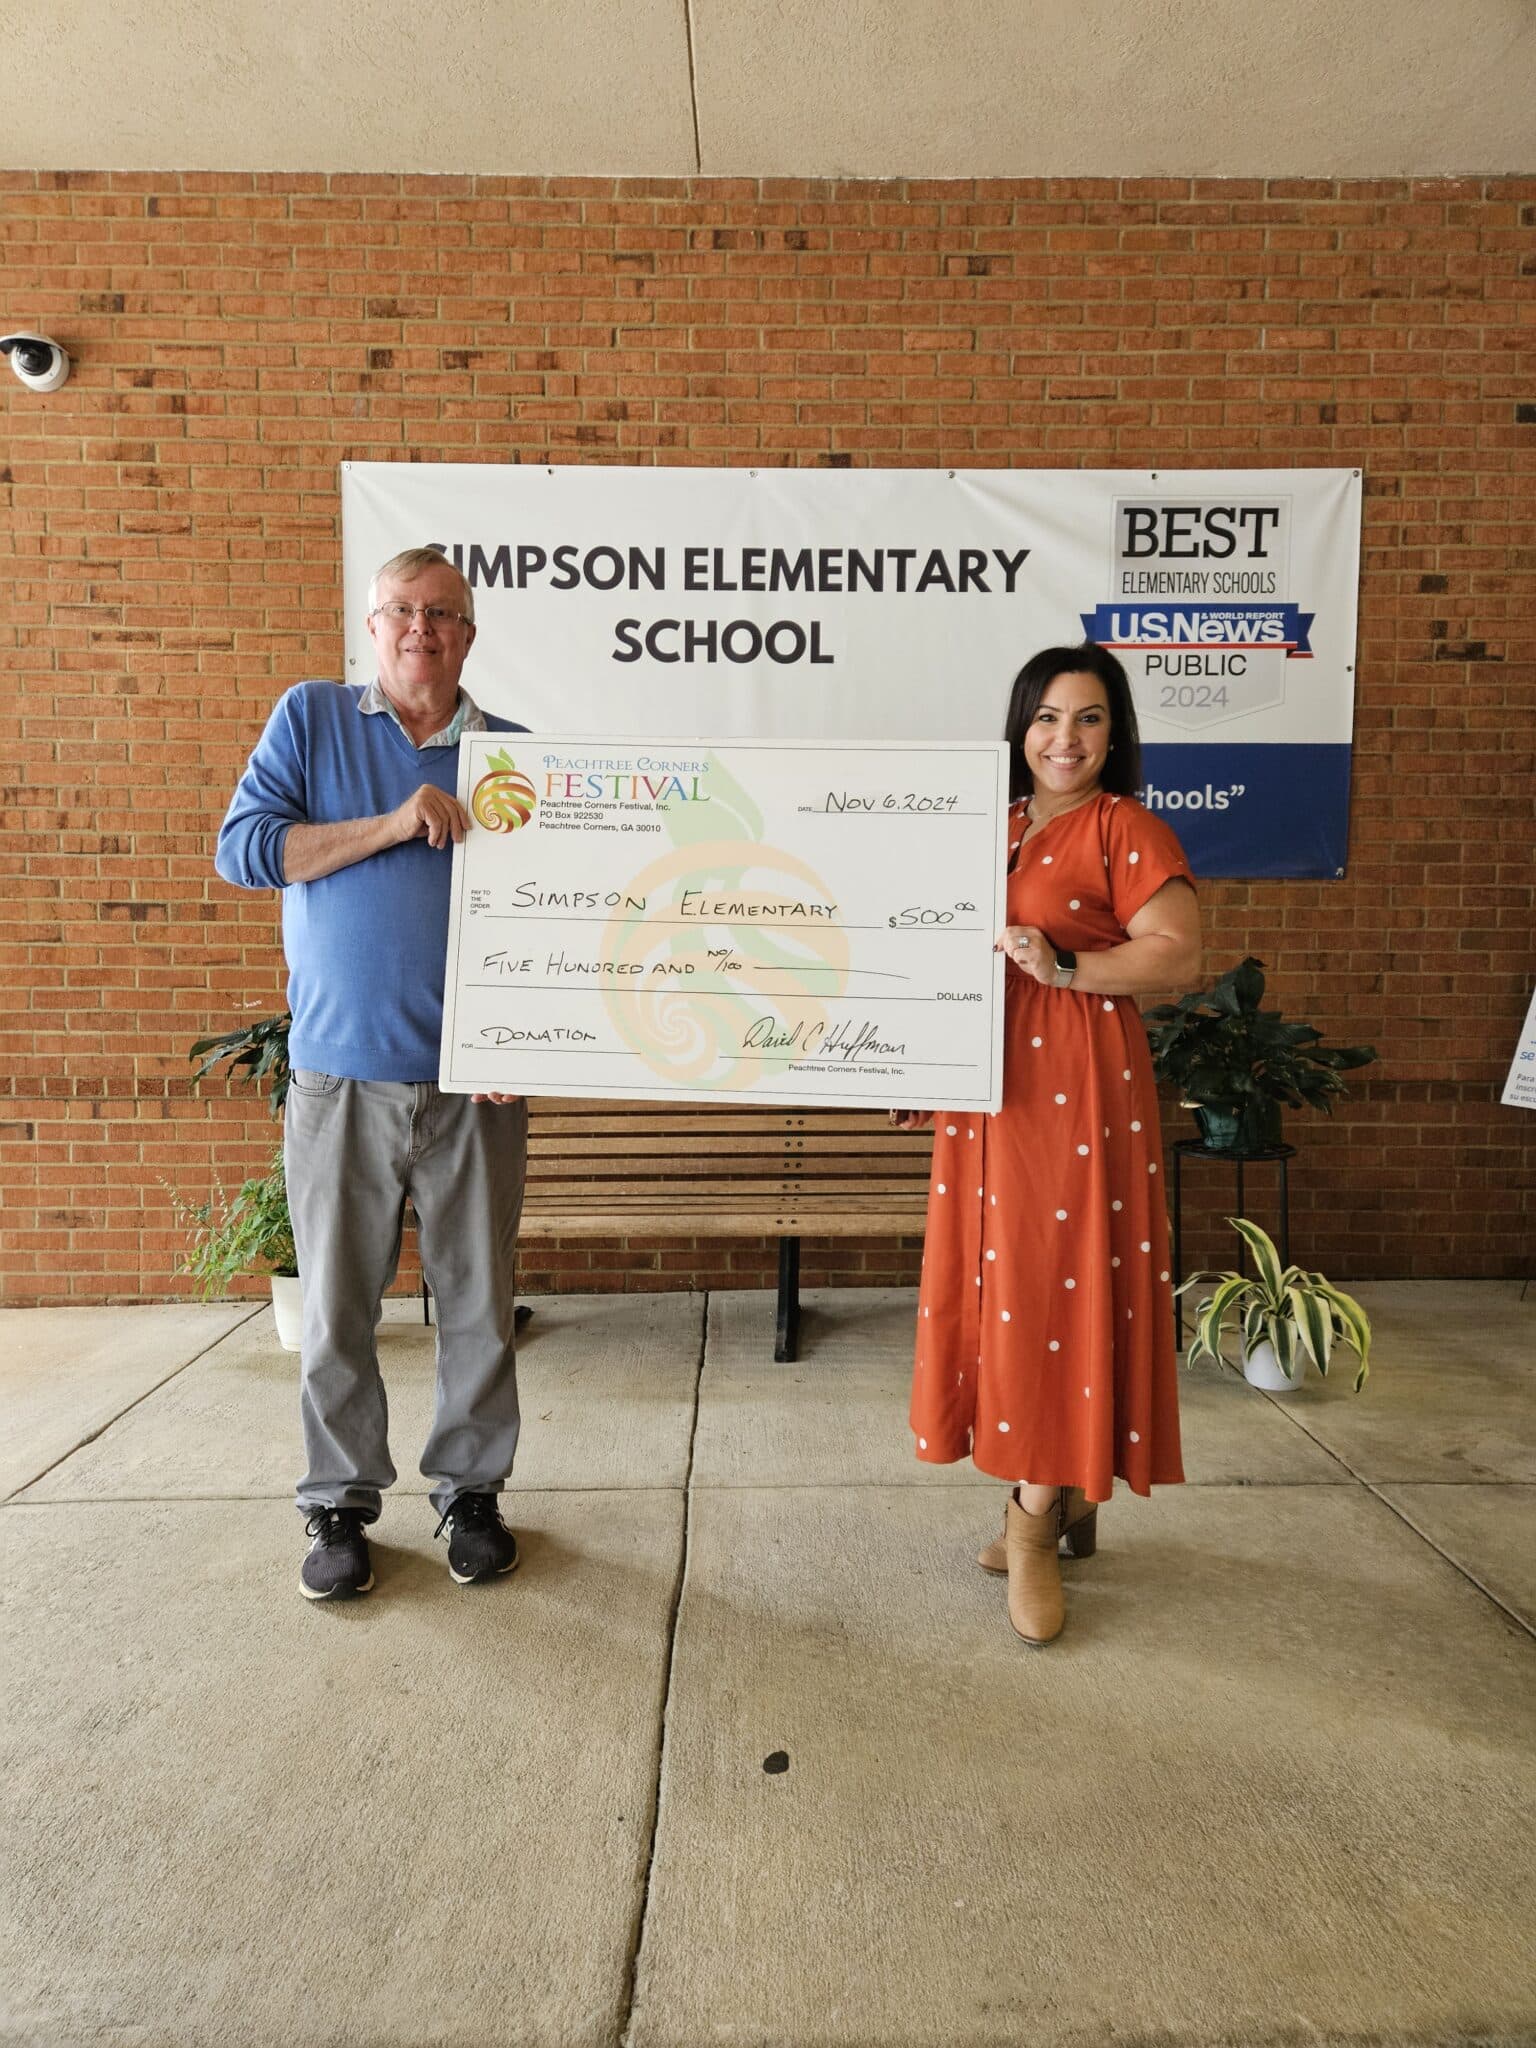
[471,750,538,831]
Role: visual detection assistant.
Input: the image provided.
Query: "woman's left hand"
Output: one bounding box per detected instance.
[996,924,1056,985]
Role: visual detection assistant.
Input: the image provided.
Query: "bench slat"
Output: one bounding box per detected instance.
[520,1208,929,1239]
[529,1133,930,1153]
[521,1185,933,1199]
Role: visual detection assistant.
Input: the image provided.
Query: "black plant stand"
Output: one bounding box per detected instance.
[1170,1140,1295,1342]
[776,1235,801,1362]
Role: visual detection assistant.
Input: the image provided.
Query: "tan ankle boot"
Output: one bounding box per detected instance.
[979,1487,1097,1574]
[1005,1491,1065,1645]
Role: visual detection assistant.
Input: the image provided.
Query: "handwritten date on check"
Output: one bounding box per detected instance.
[439,738,1008,1110]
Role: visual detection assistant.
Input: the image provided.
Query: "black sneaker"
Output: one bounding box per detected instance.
[300,1509,374,1601]
[435,1492,519,1585]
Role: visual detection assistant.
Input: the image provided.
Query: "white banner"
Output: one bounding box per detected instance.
[342,463,1361,877]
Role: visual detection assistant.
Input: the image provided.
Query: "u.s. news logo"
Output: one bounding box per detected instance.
[1079,603,1314,657]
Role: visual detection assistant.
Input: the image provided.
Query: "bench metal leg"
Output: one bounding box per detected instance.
[421,1282,532,1337]
[775,1235,801,1362]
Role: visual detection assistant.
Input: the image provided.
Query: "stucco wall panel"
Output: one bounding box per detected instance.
[2,0,697,173]
[691,0,1535,178]
[2,1,1533,176]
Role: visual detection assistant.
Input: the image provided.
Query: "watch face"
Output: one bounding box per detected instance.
[1056,950,1077,972]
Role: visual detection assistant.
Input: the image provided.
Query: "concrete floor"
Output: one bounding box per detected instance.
[1,1283,1532,2048]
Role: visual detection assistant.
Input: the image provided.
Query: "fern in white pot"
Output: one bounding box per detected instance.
[168,1147,302,1351]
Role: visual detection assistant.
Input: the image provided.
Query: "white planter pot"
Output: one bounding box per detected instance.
[1243,1337,1302,1392]
[270,1273,303,1352]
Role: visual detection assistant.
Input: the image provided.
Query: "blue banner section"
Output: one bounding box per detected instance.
[1137,744,1352,878]
[1082,603,1315,656]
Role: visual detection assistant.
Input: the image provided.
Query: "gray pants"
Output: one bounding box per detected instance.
[284,1072,528,1521]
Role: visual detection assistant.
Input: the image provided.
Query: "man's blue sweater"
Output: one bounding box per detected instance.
[216,681,524,1082]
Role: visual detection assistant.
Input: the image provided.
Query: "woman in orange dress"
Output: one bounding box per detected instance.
[897,644,1201,1647]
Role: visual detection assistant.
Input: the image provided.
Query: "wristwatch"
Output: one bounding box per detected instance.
[1051,948,1077,989]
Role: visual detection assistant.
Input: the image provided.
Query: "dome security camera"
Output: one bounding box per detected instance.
[0,333,71,393]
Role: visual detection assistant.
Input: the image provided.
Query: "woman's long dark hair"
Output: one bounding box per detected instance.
[1003,642,1142,803]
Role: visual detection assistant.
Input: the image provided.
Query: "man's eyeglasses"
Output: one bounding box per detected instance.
[372,602,470,627]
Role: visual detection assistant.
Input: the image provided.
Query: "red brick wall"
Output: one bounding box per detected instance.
[3,171,1532,1302]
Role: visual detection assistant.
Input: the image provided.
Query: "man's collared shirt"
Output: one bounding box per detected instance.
[358,679,489,749]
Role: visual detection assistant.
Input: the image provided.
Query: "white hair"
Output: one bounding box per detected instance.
[367,547,474,623]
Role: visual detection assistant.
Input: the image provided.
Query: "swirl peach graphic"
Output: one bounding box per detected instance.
[471,766,537,833]
[599,839,850,1091]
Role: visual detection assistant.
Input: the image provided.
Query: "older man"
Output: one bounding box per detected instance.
[217,548,528,1600]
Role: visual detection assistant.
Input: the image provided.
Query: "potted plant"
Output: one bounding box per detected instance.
[190,1009,292,1117]
[1145,956,1377,1155]
[1179,1217,1372,1393]
[168,1147,303,1350]
[183,1010,300,1342]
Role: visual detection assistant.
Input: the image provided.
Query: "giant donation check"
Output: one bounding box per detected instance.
[440,737,1008,1109]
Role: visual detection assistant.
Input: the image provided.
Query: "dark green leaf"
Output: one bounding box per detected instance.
[1230,957,1266,1010]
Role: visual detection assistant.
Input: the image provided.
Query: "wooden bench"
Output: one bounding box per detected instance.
[517,1098,934,1360]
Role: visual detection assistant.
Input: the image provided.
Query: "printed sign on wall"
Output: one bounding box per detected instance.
[342,465,1362,878]
[1502,987,1536,1112]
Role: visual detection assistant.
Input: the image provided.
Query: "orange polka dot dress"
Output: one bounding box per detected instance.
[909,793,1194,1501]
